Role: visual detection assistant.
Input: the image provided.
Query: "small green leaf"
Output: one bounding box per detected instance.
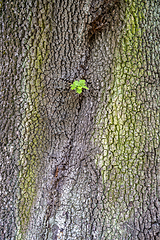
[70,79,89,94]
[70,85,76,90]
[79,79,86,87]
[70,81,79,90]
[83,86,89,89]
[76,87,82,94]
[73,81,79,86]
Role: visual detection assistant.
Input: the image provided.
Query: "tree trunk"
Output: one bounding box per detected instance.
[1,0,160,239]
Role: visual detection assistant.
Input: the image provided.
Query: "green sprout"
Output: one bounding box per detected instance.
[70,79,89,94]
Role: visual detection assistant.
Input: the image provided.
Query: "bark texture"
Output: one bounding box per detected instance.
[1,0,160,239]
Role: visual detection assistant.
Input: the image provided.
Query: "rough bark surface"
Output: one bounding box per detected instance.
[1,0,160,239]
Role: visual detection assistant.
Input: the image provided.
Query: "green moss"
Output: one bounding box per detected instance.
[16,5,51,239]
[93,0,159,235]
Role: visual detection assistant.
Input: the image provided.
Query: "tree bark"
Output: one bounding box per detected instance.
[1,0,160,239]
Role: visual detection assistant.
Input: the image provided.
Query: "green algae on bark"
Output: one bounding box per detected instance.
[93,0,159,237]
[16,2,52,238]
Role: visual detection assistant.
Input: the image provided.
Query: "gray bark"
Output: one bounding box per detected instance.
[1,0,160,239]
